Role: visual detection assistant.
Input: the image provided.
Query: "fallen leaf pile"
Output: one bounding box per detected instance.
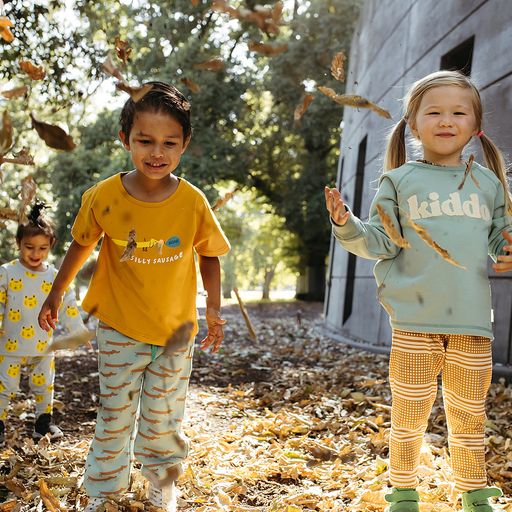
[1,302,511,511]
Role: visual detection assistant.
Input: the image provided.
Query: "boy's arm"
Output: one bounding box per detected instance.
[38,240,97,331]
[198,255,226,353]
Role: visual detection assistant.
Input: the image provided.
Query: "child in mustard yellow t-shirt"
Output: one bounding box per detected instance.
[38,82,230,512]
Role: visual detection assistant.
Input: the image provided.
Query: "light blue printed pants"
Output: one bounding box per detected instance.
[0,355,55,420]
[84,323,194,498]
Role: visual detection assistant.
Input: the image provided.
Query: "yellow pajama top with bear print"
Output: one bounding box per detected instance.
[0,260,85,356]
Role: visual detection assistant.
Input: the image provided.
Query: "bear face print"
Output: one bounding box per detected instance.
[36,339,48,352]
[4,338,17,352]
[0,289,6,303]
[31,373,46,386]
[20,326,35,339]
[0,355,4,364]
[25,271,38,278]
[0,382,5,393]
[6,363,20,378]
[9,278,23,292]
[8,309,21,322]
[23,295,38,308]
[65,306,79,318]
[35,394,44,403]
[41,280,52,293]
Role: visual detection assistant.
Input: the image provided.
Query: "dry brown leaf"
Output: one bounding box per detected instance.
[193,58,225,71]
[115,36,132,66]
[39,479,66,511]
[19,60,45,80]
[375,203,410,248]
[120,229,137,262]
[377,283,395,317]
[0,111,13,156]
[408,217,466,269]
[11,147,34,165]
[212,189,238,211]
[211,1,283,34]
[331,51,346,82]
[0,500,19,512]
[248,41,288,56]
[458,154,479,190]
[317,86,392,119]
[30,114,76,151]
[180,77,201,93]
[190,0,200,5]
[18,175,37,223]
[163,321,194,357]
[0,207,17,221]
[1,85,28,99]
[0,16,14,43]
[101,55,125,82]
[115,82,153,102]
[294,94,314,124]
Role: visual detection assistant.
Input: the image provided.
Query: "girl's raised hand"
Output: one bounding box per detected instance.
[324,186,349,226]
[492,231,512,273]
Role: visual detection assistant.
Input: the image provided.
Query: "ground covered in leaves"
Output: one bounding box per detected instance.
[1,301,512,511]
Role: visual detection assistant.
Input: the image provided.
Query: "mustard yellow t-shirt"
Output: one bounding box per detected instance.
[71,173,230,345]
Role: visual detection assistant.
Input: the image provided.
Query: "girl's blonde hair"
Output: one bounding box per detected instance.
[384,70,512,213]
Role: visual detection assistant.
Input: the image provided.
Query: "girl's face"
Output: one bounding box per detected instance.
[409,85,478,166]
[119,110,190,183]
[17,234,52,271]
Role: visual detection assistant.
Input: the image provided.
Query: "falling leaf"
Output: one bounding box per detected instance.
[317,86,392,119]
[30,114,76,151]
[0,111,13,156]
[0,207,17,221]
[19,60,45,80]
[377,283,395,317]
[180,77,201,93]
[163,321,194,357]
[0,16,14,43]
[1,85,28,99]
[458,154,479,190]
[294,94,314,125]
[248,41,288,56]
[191,0,200,5]
[115,82,153,102]
[45,328,95,353]
[18,175,37,223]
[408,217,466,269]
[11,147,34,165]
[212,188,238,211]
[114,36,132,66]
[375,204,410,248]
[119,229,137,262]
[193,58,225,71]
[331,51,346,82]
[101,55,125,82]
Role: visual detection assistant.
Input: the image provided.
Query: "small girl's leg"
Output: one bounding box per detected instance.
[388,330,444,488]
[0,355,22,420]
[84,324,152,499]
[134,339,195,483]
[28,355,55,416]
[442,334,492,492]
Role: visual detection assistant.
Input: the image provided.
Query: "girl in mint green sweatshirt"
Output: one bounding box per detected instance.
[326,71,512,512]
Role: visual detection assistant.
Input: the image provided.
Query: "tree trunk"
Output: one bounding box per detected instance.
[261,266,276,300]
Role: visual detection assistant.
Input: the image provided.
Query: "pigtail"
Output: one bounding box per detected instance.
[383,117,408,172]
[27,201,48,228]
[479,134,512,214]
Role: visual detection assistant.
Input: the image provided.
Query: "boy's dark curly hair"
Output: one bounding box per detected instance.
[119,81,192,140]
[16,201,56,247]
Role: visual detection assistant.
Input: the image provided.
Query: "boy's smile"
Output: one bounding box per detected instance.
[119,110,190,183]
[409,85,477,166]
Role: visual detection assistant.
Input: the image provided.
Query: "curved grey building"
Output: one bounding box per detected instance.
[324,0,512,375]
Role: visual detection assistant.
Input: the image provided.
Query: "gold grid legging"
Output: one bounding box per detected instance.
[389,329,492,492]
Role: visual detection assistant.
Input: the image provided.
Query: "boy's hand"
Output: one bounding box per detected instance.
[200,307,226,353]
[38,290,63,331]
[325,186,349,226]
[492,231,512,273]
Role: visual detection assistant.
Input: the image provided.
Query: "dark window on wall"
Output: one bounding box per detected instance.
[440,36,474,76]
[343,136,367,324]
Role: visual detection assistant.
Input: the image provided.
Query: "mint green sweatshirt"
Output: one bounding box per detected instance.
[332,161,512,338]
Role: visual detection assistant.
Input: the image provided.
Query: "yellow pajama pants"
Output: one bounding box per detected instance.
[389,329,492,492]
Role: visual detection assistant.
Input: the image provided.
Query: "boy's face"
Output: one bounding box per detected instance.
[119,110,190,181]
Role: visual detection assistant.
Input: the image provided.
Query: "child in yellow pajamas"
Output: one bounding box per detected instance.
[38,82,230,512]
[0,202,86,446]
[325,71,512,511]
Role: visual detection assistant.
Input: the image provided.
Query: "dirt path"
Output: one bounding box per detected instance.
[1,302,511,511]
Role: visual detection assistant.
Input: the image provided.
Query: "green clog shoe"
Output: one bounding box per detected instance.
[384,488,420,512]
[461,487,502,512]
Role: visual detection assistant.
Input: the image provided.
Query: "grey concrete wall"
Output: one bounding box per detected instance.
[324,0,512,368]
